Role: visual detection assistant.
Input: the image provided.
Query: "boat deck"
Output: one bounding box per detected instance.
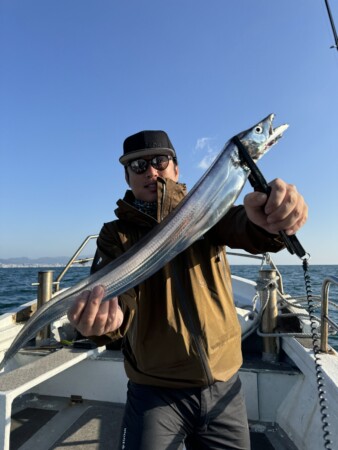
[10,394,297,450]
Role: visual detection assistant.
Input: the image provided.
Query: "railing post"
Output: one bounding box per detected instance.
[321,280,329,353]
[258,269,279,362]
[36,270,54,342]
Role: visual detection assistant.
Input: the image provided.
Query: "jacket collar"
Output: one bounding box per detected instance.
[115,177,187,226]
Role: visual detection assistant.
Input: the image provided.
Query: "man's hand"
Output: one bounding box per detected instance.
[67,285,123,336]
[244,178,308,236]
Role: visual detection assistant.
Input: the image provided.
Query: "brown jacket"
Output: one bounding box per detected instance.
[91,177,284,388]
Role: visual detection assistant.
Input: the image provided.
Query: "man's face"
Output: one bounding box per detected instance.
[126,155,179,202]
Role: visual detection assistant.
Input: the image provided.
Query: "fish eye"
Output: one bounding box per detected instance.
[254,126,263,134]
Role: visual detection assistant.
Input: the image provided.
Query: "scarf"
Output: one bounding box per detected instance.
[133,199,157,218]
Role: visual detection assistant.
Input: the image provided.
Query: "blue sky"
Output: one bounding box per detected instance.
[1,0,338,265]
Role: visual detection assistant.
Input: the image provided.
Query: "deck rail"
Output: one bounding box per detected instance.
[227,251,284,293]
[228,252,338,354]
[54,234,98,292]
[320,276,338,352]
[35,244,338,354]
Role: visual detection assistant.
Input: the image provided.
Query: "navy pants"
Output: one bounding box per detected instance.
[119,373,250,450]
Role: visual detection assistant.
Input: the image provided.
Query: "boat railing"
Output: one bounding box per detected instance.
[227,251,284,293]
[228,251,338,355]
[34,244,338,355]
[321,276,338,353]
[53,234,98,292]
[54,246,279,294]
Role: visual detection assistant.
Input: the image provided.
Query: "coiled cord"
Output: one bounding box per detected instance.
[302,259,332,450]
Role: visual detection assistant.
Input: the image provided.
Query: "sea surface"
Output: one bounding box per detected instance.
[0,264,337,349]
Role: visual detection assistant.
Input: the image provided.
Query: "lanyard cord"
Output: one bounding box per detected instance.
[302,259,332,449]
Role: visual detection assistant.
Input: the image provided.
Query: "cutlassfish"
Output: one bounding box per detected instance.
[0,114,288,372]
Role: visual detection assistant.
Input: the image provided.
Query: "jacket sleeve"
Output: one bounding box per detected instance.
[90,222,125,274]
[208,205,285,254]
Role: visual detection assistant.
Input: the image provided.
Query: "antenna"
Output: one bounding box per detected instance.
[324,0,338,50]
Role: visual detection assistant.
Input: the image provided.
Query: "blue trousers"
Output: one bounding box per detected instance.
[119,373,250,450]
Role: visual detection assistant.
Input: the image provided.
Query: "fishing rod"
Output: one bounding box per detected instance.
[324,0,338,50]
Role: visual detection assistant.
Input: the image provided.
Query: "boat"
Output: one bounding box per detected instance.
[0,235,337,450]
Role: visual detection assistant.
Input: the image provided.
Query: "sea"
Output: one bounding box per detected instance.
[0,264,337,349]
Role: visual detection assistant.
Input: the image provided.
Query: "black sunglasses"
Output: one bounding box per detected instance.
[127,155,175,174]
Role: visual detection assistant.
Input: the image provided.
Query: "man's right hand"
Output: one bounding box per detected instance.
[67,285,123,336]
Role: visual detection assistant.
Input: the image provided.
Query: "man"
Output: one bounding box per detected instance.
[68,130,308,449]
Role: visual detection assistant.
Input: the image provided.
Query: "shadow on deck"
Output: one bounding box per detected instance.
[10,394,297,450]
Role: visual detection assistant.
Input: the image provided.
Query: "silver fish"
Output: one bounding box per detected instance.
[0,113,288,372]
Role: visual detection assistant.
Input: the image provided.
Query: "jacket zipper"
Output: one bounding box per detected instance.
[179,287,214,386]
[160,180,214,385]
[171,259,214,386]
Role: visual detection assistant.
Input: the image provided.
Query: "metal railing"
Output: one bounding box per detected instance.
[53,234,98,292]
[321,276,338,353]
[228,251,338,354]
[25,235,98,330]
[31,245,338,354]
[227,251,284,293]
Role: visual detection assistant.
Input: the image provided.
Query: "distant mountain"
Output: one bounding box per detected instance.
[0,256,70,266]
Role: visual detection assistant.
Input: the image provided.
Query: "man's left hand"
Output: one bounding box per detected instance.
[243,178,308,236]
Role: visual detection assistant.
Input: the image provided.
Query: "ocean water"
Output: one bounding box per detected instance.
[0,264,337,349]
[0,266,91,314]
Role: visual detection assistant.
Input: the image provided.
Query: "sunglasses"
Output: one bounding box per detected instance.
[127,155,175,174]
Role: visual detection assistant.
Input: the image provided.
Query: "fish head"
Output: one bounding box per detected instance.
[236,113,289,161]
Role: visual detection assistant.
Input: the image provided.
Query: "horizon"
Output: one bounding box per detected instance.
[1,255,337,267]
